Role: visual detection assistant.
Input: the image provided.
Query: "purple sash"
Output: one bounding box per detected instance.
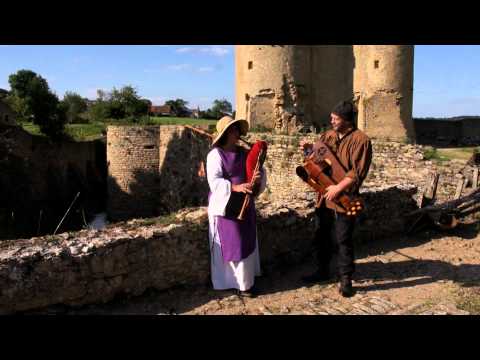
[209,148,257,262]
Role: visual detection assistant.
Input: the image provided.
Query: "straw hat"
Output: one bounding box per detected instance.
[211,116,249,146]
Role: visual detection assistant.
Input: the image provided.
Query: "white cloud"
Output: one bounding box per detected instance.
[166,63,191,71]
[197,66,215,73]
[175,45,231,57]
[203,46,230,56]
[176,47,193,54]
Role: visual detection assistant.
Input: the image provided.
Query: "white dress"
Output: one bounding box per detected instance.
[206,148,267,291]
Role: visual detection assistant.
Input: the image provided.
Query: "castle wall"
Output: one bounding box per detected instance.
[0,124,106,239]
[107,126,210,221]
[354,45,415,141]
[235,45,313,133]
[158,126,210,212]
[236,45,415,140]
[311,46,354,129]
[107,126,161,221]
[1,134,472,313]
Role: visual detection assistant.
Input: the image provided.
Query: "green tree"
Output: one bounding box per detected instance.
[61,91,88,123]
[210,98,232,119]
[8,70,65,138]
[165,98,189,117]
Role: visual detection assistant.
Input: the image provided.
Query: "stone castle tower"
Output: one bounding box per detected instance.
[235,45,414,140]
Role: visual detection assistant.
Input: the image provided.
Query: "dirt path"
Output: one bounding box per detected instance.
[31,223,480,315]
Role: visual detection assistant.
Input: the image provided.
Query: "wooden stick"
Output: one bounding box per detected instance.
[54,192,80,235]
[237,149,263,220]
[473,168,479,190]
[419,172,440,208]
[407,187,480,216]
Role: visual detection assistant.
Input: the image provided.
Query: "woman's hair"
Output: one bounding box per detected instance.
[217,123,240,147]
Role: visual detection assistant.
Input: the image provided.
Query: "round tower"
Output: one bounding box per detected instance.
[107,126,161,220]
[353,45,415,141]
[235,45,313,134]
[310,45,354,130]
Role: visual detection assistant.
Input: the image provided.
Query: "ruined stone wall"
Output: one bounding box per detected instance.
[246,132,464,203]
[107,126,210,221]
[235,45,314,133]
[107,126,160,221]
[0,101,16,126]
[414,118,480,146]
[0,124,106,239]
[1,132,473,313]
[353,45,415,141]
[311,46,354,130]
[158,126,210,212]
[460,118,480,144]
[0,205,315,314]
[235,45,414,139]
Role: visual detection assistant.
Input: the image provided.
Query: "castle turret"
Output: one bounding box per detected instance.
[235,45,313,134]
[353,45,415,141]
[235,45,354,133]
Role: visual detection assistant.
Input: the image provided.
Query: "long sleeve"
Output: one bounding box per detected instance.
[206,148,231,216]
[344,139,373,191]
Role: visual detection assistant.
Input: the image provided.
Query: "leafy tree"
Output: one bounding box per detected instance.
[61,91,88,123]
[8,69,65,138]
[165,98,189,117]
[210,98,232,119]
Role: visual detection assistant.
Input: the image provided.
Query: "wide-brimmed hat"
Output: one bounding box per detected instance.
[211,116,249,146]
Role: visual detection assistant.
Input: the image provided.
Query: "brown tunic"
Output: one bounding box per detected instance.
[312,128,373,213]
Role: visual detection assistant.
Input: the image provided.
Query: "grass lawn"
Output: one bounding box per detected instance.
[19,117,218,141]
[436,147,480,161]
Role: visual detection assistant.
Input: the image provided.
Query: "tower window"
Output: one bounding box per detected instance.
[374,60,379,69]
[245,94,250,101]
[248,61,253,70]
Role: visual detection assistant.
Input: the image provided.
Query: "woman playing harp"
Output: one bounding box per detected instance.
[206,116,267,297]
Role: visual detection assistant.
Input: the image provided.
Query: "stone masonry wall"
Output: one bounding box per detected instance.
[107,126,161,220]
[1,124,106,239]
[0,131,472,313]
[107,126,210,221]
[0,205,315,314]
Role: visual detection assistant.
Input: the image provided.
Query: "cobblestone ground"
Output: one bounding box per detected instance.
[30,223,480,316]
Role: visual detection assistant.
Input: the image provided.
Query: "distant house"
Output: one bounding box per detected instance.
[0,100,16,126]
[150,105,174,116]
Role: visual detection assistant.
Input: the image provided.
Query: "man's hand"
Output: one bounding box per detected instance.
[324,177,355,201]
[232,183,253,194]
[325,184,342,201]
[299,139,313,154]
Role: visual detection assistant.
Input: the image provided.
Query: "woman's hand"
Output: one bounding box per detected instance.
[232,183,253,194]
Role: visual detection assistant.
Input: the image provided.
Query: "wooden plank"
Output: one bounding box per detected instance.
[473,168,479,190]
[419,172,439,208]
[454,177,465,200]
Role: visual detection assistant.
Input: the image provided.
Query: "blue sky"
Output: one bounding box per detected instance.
[0,45,479,117]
